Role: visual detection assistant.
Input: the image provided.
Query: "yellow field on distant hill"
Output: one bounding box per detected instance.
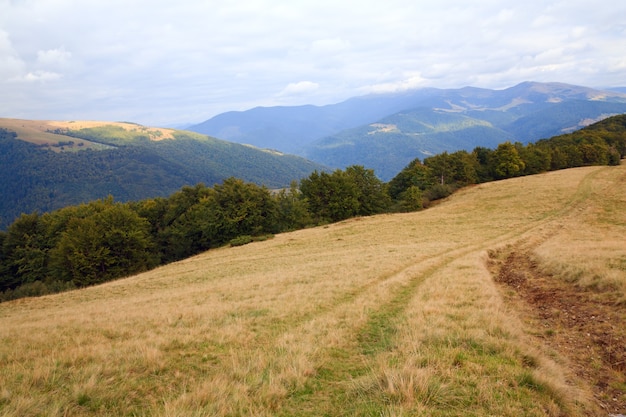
[1,164,624,416]
[46,120,177,140]
[0,118,177,150]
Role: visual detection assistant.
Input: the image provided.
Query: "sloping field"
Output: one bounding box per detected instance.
[1,165,625,416]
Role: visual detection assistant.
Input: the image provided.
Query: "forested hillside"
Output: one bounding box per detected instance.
[1,115,624,302]
[306,100,626,180]
[0,122,326,229]
[305,109,511,180]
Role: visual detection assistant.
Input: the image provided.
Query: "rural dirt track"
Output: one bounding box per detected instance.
[491,244,626,413]
[489,165,626,414]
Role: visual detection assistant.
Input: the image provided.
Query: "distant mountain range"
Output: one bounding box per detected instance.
[189,82,626,180]
[0,120,325,228]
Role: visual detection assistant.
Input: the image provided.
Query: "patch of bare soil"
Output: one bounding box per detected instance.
[490,246,626,415]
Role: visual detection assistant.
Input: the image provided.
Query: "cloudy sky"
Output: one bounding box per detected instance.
[1,0,625,126]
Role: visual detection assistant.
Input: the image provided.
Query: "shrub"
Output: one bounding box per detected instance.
[230,234,274,247]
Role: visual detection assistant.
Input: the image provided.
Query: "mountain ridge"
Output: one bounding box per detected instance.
[189,82,626,180]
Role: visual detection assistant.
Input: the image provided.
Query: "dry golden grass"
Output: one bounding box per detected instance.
[533,167,626,298]
[47,120,177,140]
[1,164,624,416]
[0,118,81,147]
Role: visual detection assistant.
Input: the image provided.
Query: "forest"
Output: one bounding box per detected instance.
[1,115,624,301]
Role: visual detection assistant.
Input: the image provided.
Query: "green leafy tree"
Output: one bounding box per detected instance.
[275,181,313,231]
[345,165,391,215]
[472,147,495,182]
[0,231,7,284]
[450,151,479,185]
[211,178,279,240]
[387,159,434,200]
[607,146,621,165]
[399,186,424,212]
[49,200,155,286]
[147,184,213,262]
[493,142,525,179]
[563,145,584,167]
[579,140,609,165]
[300,170,360,223]
[161,177,280,259]
[0,212,49,291]
[516,143,551,175]
[547,146,569,170]
[424,152,453,185]
[160,184,213,227]
[425,151,479,186]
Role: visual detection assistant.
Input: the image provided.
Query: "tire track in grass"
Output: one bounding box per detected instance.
[277,167,611,415]
[153,167,608,415]
[354,167,609,358]
[490,166,626,414]
[277,242,518,415]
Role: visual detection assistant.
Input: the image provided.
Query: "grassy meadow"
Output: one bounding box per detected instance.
[1,164,625,416]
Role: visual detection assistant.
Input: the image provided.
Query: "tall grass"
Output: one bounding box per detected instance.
[533,167,626,302]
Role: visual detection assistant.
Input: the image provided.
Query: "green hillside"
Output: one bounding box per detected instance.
[306,109,513,180]
[0,119,326,229]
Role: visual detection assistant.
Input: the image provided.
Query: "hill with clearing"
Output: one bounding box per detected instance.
[0,163,625,416]
[0,119,326,229]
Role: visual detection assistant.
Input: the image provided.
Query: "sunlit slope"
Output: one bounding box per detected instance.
[1,164,624,416]
[0,118,177,149]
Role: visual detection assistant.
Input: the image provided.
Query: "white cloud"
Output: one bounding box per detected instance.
[37,48,72,68]
[360,73,428,94]
[12,70,62,83]
[0,29,25,79]
[310,38,351,55]
[278,81,320,97]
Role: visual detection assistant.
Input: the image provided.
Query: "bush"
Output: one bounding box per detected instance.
[229,234,274,247]
[424,184,455,201]
[230,235,254,247]
[0,280,76,302]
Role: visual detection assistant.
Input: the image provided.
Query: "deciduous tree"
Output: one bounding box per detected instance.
[49,200,155,286]
[493,142,525,179]
[300,170,360,223]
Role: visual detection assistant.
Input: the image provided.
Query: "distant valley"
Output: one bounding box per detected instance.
[189,81,626,180]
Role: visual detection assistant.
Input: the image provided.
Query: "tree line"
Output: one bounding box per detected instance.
[1,115,624,301]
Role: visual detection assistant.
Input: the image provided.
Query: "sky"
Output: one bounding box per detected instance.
[1,0,625,127]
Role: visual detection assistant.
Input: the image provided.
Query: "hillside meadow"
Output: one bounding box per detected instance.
[1,164,625,416]
[0,119,177,149]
